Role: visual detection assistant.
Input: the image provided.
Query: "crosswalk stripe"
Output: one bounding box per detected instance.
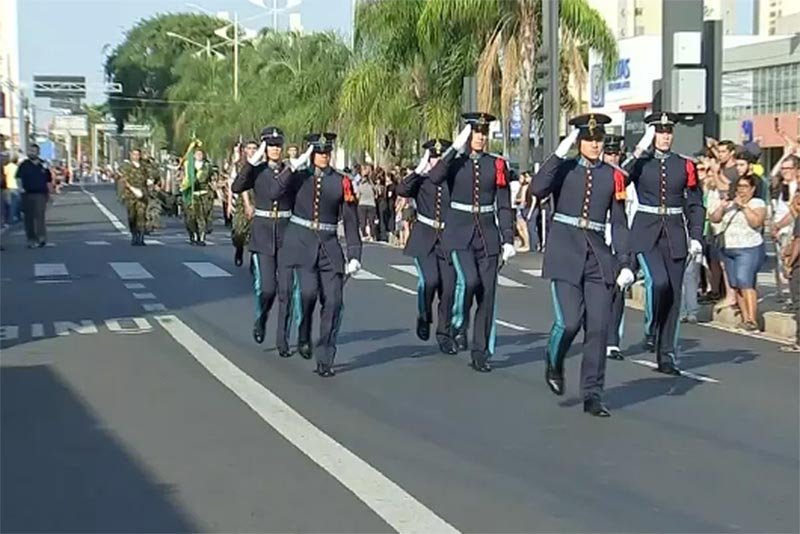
[183,262,232,278]
[521,268,542,277]
[124,283,146,290]
[85,240,111,246]
[132,292,157,300]
[110,262,153,280]
[391,264,418,276]
[497,275,526,288]
[144,239,164,245]
[351,269,383,280]
[142,303,167,312]
[34,263,68,277]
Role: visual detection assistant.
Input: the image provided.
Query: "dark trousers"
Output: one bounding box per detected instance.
[23,192,47,244]
[451,239,499,362]
[251,251,292,351]
[706,240,725,298]
[791,265,800,343]
[414,245,455,339]
[547,251,612,398]
[607,287,625,349]
[638,236,685,359]
[291,252,344,365]
[358,205,377,238]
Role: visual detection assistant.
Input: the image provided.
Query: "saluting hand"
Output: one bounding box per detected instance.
[414,149,431,175]
[635,125,656,155]
[290,145,314,172]
[248,141,267,166]
[452,124,472,153]
[555,128,579,158]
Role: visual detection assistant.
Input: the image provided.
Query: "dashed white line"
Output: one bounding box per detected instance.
[142,303,167,312]
[386,282,417,295]
[183,261,232,278]
[110,262,153,280]
[34,263,68,278]
[154,314,459,534]
[497,275,526,288]
[495,319,528,331]
[351,269,383,280]
[85,189,127,232]
[124,283,146,290]
[628,358,720,383]
[85,240,111,246]
[132,292,157,300]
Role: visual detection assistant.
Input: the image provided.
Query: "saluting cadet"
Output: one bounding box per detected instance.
[231,127,294,357]
[626,112,705,375]
[396,139,458,355]
[120,148,151,246]
[533,113,635,418]
[603,134,638,361]
[427,112,516,373]
[270,133,362,377]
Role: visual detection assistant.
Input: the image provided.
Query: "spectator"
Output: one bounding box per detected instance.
[510,172,529,251]
[700,157,728,304]
[709,172,767,331]
[3,155,20,225]
[356,164,377,240]
[781,192,800,352]
[17,144,53,248]
[710,139,738,197]
[374,167,391,241]
[681,159,710,324]
[769,154,799,298]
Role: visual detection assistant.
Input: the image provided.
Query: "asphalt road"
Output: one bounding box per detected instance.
[1,183,798,533]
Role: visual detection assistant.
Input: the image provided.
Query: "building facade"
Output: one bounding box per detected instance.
[756,0,800,35]
[0,0,21,153]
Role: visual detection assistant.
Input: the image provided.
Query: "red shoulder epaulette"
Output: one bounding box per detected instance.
[685,159,697,188]
[495,157,507,188]
[613,168,626,200]
[342,175,355,203]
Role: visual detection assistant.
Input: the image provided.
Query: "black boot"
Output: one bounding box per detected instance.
[189,233,197,245]
[654,353,681,376]
[545,351,565,396]
[607,347,624,360]
[252,314,267,344]
[277,347,293,358]
[234,245,244,267]
[643,333,656,353]
[583,396,611,417]
[298,342,313,360]
[416,317,430,341]
[315,361,335,378]
[197,232,206,246]
[139,232,147,246]
[130,231,138,246]
[469,352,492,373]
[454,330,468,352]
[436,334,458,355]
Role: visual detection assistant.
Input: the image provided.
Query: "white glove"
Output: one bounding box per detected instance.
[345,259,361,275]
[635,125,656,154]
[452,124,472,153]
[414,149,431,175]
[555,128,579,158]
[248,141,266,165]
[689,239,703,257]
[289,145,314,171]
[146,178,154,186]
[616,268,635,290]
[127,185,143,199]
[501,243,516,263]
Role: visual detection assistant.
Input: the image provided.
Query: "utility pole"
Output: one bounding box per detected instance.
[233,11,240,101]
[540,0,560,157]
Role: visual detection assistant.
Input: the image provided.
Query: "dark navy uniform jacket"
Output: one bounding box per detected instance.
[269,165,361,273]
[231,160,293,255]
[533,155,631,286]
[624,151,705,259]
[395,171,449,257]
[427,151,514,255]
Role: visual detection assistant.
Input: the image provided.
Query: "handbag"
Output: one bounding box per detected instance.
[711,206,740,251]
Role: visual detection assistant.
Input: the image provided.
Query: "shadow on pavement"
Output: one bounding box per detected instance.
[0,365,198,533]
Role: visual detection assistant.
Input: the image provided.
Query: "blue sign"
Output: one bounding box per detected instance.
[742,120,753,143]
[510,100,522,139]
[39,140,56,162]
[607,58,631,91]
[590,63,605,107]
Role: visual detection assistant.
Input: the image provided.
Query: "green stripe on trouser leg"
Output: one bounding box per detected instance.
[450,251,466,331]
[548,282,565,365]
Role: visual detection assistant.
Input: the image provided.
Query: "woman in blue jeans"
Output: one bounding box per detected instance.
[709,170,767,331]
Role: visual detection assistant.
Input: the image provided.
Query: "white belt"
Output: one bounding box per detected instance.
[416,213,445,230]
[553,212,605,233]
[289,214,338,232]
[450,201,494,214]
[637,204,683,215]
[192,190,209,196]
[254,208,291,219]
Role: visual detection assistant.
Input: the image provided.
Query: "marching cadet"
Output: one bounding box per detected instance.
[427,112,516,373]
[182,147,214,246]
[120,148,151,246]
[533,114,635,417]
[231,128,294,356]
[228,139,256,267]
[602,134,637,361]
[626,112,705,375]
[144,156,162,235]
[270,132,362,377]
[397,138,458,355]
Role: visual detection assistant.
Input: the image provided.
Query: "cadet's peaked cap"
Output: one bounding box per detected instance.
[260,126,284,144]
[644,111,679,127]
[604,134,623,153]
[462,112,497,129]
[568,113,612,136]
[422,138,452,157]
[305,132,337,152]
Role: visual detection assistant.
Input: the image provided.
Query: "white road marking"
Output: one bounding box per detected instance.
[110,262,153,280]
[34,263,68,278]
[31,323,44,338]
[391,264,418,276]
[154,314,459,534]
[85,189,128,232]
[142,303,167,312]
[521,268,542,277]
[0,326,19,341]
[105,317,153,334]
[628,358,720,384]
[132,292,157,300]
[124,283,146,290]
[183,262,232,278]
[85,240,111,246]
[351,269,383,280]
[35,279,71,284]
[386,282,417,295]
[496,319,528,331]
[144,239,164,245]
[54,320,99,336]
[497,275,526,288]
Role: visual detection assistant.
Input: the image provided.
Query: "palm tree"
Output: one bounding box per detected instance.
[419,0,618,168]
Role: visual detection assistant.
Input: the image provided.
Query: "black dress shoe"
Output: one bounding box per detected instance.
[298,343,313,360]
[607,348,624,360]
[583,397,611,417]
[234,246,244,267]
[436,335,458,355]
[654,356,682,376]
[197,240,206,247]
[416,318,430,341]
[130,233,138,246]
[278,348,293,358]
[315,362,336,377]
[643,335,656,353]
[139,234,147,246]
[454,331,468,351]
[545,353,564,396]
[252,317,266,344]
[470,358,492,373]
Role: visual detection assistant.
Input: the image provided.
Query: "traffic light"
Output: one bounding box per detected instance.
[534,51,549,91]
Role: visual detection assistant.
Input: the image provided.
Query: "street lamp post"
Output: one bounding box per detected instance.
[248,0,302,32]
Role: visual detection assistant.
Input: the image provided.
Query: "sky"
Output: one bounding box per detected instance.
[18,0,353,124]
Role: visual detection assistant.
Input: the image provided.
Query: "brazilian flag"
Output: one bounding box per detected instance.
[180,139,201,206]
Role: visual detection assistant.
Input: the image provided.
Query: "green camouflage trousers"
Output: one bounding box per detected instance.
[145,193,162,231]
[126,198,148,232]
[185,192,213,236]
[231,195,251,248]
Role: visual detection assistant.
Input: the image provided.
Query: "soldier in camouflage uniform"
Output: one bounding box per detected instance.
[182,148,214,246]
[144,157,162,234]
[229,140,257,266]
[120,148,151,246]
